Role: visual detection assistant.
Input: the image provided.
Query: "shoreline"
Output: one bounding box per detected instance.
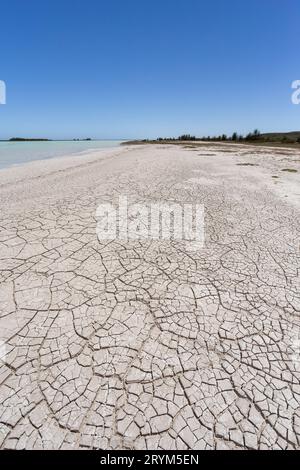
[0,144,133,216]
[0,141,299,190]
[0,141,125,172]
[0,144,129,181]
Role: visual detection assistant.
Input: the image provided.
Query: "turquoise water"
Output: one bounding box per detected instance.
[0,140,123,170]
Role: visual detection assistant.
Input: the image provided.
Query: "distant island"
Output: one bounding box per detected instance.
[9,137,51,142]
[5,137,93,142]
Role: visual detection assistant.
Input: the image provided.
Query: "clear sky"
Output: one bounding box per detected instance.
[0,0,299,139]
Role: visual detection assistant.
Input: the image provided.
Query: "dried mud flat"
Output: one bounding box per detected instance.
[0,143,299,450]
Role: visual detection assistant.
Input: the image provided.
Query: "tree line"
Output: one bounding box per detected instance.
[154,130,300,144]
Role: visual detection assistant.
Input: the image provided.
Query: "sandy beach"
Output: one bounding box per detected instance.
[0,142,300,450]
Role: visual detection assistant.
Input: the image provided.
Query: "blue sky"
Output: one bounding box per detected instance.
[0,0,299,139]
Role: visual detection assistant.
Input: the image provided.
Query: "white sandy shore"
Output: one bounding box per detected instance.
[0,142,299,214]
[0,143,300,449]
[0,145,132,215]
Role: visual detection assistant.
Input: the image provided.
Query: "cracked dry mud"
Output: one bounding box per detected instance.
[0,143,299,450]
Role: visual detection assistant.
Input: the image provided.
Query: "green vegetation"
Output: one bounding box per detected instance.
[126,131,300,147]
